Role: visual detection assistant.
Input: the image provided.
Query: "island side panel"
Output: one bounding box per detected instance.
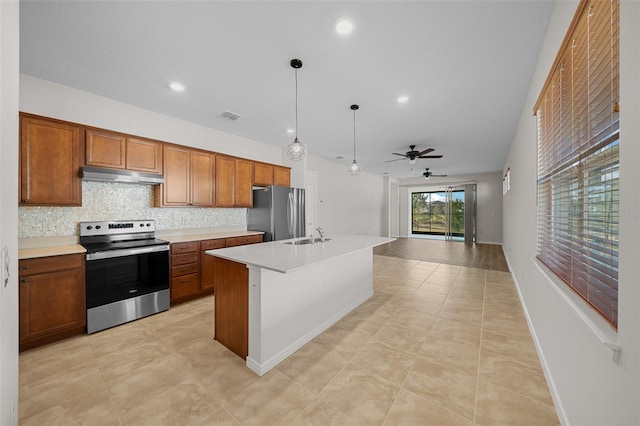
[247,247,374,375]
[213,257,248,358]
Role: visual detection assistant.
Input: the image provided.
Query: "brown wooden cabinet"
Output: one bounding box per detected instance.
[19,254,86,351]
[225,234,263,247]
[273,165,291,187]
[156,145,214,207]
[85,130,163,174]
[214,257,249,358]
[254,162,274,186]
[200,239,226,292]
[126,137,163,174]
[19,114,82,206]
[215,155,235,207]
[215,156,253,207]
[170,241,201,304]
[234,159,254,207]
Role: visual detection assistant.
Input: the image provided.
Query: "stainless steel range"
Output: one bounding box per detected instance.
[80,220,170,334]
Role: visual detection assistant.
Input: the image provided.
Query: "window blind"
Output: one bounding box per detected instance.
[534,0,619,328]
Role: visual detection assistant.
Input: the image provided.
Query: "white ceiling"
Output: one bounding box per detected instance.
[19,0,554,180]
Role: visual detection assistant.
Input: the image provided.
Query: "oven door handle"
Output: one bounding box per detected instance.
[86,245,169,261]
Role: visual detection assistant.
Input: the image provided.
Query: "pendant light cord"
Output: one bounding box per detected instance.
[295,69,299,139]
[353,108,356,161]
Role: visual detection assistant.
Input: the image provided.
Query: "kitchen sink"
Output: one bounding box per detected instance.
[283,238,331,245]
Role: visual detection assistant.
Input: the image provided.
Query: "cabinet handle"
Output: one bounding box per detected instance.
[21,199,29,203]
[19,266,30,270]
[20,278,28,283]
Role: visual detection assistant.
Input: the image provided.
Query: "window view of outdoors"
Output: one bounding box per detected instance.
[412,190,465,237]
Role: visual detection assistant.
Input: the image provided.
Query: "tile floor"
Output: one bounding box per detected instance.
[19,255,559,425]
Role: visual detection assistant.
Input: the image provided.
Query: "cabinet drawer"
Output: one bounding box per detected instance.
[170,242,199,255]
[171,253,199,266]
[171,274,200,300]
[171,263,199,277]
[201,239,226,251]
[225,234,263,247]
[19,254,84,277]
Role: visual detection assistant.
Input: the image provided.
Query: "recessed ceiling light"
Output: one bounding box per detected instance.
[397,95,409,104]
[169,81,185,92]
[334,17,355,35]
[286,128,295,134]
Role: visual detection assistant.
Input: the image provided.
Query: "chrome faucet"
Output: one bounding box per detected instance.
[316,227,326,242]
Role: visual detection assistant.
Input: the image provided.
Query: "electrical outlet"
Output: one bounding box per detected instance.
[181,216,188,226]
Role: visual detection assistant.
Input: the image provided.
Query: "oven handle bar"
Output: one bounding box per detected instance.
[86,244,169,261]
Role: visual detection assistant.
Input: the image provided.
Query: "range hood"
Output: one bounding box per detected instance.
[82,166,164,185]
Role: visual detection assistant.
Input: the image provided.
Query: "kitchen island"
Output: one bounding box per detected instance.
[206,234,393,375]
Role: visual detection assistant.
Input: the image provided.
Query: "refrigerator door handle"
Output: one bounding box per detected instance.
[288,191,294,237]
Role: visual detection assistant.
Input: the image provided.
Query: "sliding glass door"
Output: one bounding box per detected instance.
[411,189,465,239]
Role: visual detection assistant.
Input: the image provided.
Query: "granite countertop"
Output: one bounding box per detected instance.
[206,234,394,274]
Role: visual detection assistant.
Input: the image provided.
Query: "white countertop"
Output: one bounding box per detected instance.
[206,234,394,273]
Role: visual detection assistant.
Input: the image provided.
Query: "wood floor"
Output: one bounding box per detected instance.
[374,237,510,272]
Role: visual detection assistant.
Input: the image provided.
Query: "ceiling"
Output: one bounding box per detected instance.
[19,1,554,180]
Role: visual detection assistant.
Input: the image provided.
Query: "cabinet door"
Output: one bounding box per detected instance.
[215,156,235,207]
[201,238,225,292]
[253,163,273,186]
[20,115,82,206]
[190,151,215,207]
[273,165,291,187]
[158,144,190,206]
[85,129,126,169]
[19,267,85,346]
[127,137,162,173]
[214,257,248,358]
[234,159,254,207]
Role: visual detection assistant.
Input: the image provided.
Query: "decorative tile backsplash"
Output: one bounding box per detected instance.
[19,181,246,238]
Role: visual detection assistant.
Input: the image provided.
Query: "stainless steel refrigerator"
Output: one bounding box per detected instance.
[247,186,305,242]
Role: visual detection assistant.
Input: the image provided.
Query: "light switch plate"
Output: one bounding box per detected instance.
[1,246,9,288]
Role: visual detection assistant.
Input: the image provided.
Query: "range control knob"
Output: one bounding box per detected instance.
[146,223,151,227]
[140,223,145,227]
[95,225,101,230]
[87,226,93,230]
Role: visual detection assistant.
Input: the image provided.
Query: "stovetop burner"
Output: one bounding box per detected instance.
[79,220,168,253]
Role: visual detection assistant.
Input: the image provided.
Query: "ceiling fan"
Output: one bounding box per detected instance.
[385,145,443,163]
[423,168,447,179]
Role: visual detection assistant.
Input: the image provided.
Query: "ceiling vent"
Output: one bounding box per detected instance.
[217,110,244,121]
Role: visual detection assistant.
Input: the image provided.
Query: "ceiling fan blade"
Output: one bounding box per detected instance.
[432,174,448,177]
[391,153,407,157]
[418,148,434,156]
[418,155,443,159]
[385,157,407,163]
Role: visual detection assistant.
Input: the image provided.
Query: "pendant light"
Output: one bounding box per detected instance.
[349,104,361,175]
[287,58,306,161]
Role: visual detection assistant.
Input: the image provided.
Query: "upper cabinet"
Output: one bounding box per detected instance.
[273,165,291,187]
[215,156,253,207]
[234,158,253,207]
[20,114,82,206]
[254,162,291,187]
[254,162,273,186]
[85,129,162,174]
[155,145,214,207]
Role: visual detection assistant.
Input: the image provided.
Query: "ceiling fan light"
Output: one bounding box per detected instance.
[409,158,416,165]
[287,137,305,161]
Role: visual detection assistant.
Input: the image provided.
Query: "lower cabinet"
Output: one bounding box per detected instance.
[170,234,263,305]
[19,254,86,351]
[170,241,201,304]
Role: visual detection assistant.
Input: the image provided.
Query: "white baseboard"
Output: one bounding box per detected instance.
[245,290,373,376]
[503,253,569,425]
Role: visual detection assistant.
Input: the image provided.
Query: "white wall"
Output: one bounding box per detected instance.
[398,171,503,244]
[502,1,640,424]
[20,75,282,165]
[307,155,385,237]
[0,1,20,424]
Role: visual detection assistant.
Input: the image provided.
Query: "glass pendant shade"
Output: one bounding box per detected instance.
[287,59,305,161]
[349,159,361,175]
[287,137,305,161]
